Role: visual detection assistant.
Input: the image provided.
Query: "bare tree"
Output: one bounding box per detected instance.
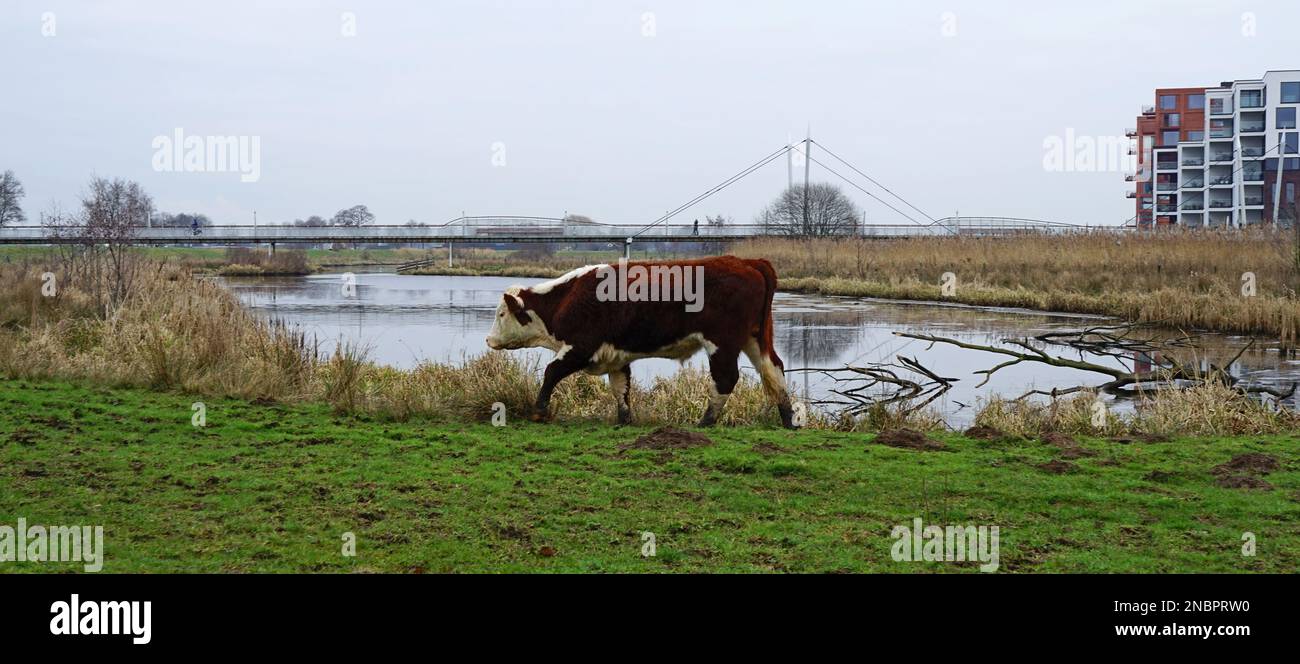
[331,204,375,227]
[757,183,860,237]
[699,213,729,253]
[42,177,152,311]
[0,170,25,227]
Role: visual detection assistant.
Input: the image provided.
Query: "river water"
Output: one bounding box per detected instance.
[222,271,1300,426]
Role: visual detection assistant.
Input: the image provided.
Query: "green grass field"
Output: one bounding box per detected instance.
[2,378,1298,573]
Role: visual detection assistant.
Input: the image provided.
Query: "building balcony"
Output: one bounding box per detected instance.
[1210,176,1234,186]
[1156,183,1178,192]
[1155,161,1179,171]
[1183,203,1205,210]
[1209,200,1233,208]
[1244,196,1265,206]
[1157,205,1179,213]
[1209,130,1234,139]
[1242,147,1266,157]
[1241,122,1266,133]
[1181,180,1204,189]
[1181,158,1204,166]
[1243,171,1265,183]
[1208,153,1234,163]
[1125,127,1137,137]
[1141,104,1155,114]
[1126,191,1137,199]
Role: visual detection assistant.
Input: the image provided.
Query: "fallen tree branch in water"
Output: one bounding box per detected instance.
[893,331,1296,401]
[789,355,958,416]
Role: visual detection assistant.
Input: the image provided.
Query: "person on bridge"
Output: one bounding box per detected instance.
[190,217,201,235]
[693,218,699,236]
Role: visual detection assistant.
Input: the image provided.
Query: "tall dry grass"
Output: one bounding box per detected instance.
[972,382,1298,438]
[733,230,1300,342]
[216,247,311,276]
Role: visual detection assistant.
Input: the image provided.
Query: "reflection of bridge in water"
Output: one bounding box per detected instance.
[0,215,1114,247]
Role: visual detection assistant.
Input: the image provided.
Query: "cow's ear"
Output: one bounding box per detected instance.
[504,293,531,325]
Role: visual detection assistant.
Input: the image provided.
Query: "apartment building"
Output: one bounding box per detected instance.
[1128,70,1300,229]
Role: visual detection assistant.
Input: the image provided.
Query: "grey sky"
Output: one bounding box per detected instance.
[2,0,1296,227]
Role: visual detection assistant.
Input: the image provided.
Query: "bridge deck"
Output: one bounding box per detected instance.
[0,218,1108,245]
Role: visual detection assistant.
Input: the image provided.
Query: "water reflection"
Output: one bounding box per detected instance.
[221,272,1300,426]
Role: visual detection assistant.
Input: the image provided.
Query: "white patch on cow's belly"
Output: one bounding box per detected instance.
[583,333,714,375]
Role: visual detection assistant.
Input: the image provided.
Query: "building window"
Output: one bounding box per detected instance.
[1188,130,1204,141]
[1165,113,1180,128]
[1286,133,1299,154]
[1160,95,1178,110]
[1265,158,1300,171]
[1210,118,1233,138]
[1283,82,1300,104]
[1280,107,1297,130]
[1188,94,1205,109]
[1161,131,1180,146]
[1210,97,1233,114]
[1241,89,1264,108]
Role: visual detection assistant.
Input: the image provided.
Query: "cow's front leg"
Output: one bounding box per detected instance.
[608,364,633,425]
[533,348,589,422]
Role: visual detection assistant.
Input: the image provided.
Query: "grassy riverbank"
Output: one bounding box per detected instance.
[0,246,439,275]
[2,378,1297,573]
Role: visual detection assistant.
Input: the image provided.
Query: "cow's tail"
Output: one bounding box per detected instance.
[747,258,783,370]
[744,258,794,427]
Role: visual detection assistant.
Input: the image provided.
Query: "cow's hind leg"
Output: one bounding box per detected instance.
[743,339,797,429]
[608,364,633,425]
[699,346,739,427]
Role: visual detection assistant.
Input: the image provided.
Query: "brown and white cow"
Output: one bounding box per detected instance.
[485,256,798,428]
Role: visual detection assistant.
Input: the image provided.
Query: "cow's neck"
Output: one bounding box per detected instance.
[519,284,568,339]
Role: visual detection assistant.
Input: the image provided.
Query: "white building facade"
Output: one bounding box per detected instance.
[1149,70,1299,229]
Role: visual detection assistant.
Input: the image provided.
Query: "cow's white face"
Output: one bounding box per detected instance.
[486,287,553,350]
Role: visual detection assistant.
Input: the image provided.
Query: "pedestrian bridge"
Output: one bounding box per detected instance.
[0,216,1110,246]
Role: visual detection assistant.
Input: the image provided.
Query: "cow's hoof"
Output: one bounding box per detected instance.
[616,409,632,426]
[697,414,717,428]
[530,411,553,423]
[780,402,805,429]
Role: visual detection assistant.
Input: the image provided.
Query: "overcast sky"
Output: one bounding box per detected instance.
[2,0,1297,227]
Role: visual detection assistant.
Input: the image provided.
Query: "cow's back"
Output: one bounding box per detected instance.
[548,256,771,355]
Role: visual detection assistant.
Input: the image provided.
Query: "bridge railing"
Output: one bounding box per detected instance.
[0,217,1120,244]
